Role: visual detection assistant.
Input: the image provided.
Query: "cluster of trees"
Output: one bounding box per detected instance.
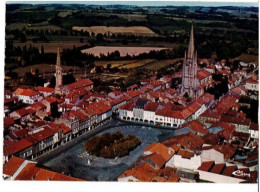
[206,73,229,99]
[239,96,258,123]
[83,131,141,158]
[49,73,76,88]
[24,71,45,87]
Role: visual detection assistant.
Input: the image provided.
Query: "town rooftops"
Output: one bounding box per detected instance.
[202,144,236,160]
[4,117,15,129]
[177,149,194,159]
[140,152,167,169]
[163,132,204,151]
[222,165,237,177]
[144,142,174,162]
[36,86,55,93]
[144,101,160,112]
[210,163,226,174]
[4,139,33,157]
[14,88,39,97]
[119,163,156,182]
[14,162,84,181]
[134,98,148,109]
[181,120,208,135]
[197,69,211,80]
[246,78,258,84]
[249,123,258,131]
[220,115,251,126]
[58,123,72,134]
[119,100,136,111]
[198,161,215,172]
[3,157,25,177]
[63,78,93,91]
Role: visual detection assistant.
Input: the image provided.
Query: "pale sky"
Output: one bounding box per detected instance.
[6,0,259,7]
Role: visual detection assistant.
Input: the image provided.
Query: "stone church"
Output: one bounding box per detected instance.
[180,25,200,98]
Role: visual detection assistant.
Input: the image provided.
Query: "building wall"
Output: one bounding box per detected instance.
[245,83,258,91]
[196,170,245,183]
[250,130,259,139]
[200,149,224,163]
[166,154,202,170]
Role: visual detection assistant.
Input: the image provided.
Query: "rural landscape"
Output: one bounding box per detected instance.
[3,1,259,191]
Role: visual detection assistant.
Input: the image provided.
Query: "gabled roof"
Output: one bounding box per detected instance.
[4,139,33,156]
[197,69,211,80]
[144,102,160,112]
[141,152,167,169]
[3,157,25,176]
[13,108,30,117]
[163,132,204,151]
[181,120,208,135]
[4,117,15,129]
[210,163,226,174]
[36,86,55,93]
[119,163,156,182]
[222,166,237,177]
[119,100,136,111]
[63,79,93,91]
[177,149,194,159]
[14,163,84,181]
[19,89,39,97]
[58,123,71,134]
[249,123,258,131]
[144,143,174,161]
[198,161,215,172]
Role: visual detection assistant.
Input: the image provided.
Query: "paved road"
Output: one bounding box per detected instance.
[35,117,187,181]
[36,118,128,164]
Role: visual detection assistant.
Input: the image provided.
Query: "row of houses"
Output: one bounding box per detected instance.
[119,93,214,128]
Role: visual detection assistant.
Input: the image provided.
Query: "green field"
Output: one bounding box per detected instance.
[142,59,182,70]
[13,42,89,53]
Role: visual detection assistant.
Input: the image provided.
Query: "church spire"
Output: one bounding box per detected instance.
[187,24,194,59]
[56,46,61,66]
[55,46,63,94]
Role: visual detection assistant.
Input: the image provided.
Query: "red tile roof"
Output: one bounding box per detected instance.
[15,163,84,181]
[119,163,156,182]
[14,108,30,117]
[163,132,204,151]
[14,163,40,180]
[249,123,258,131]
[144,102,160,112]
[198,161,215,172]
[222,166,237,177]
[181,120,208,134]
[202,133,220,145]
[144,143,174,162]
[177,149,194,159]
[4,117,15,129]
[197,69,211,80]
[3,157,25,176]
[220,115,251,126]
[63,79,93,91]
[36,86,55,93]
[210,163,226,174]
[20,89,39,96]
[141,152,167,169]
[29,126,56,142]
[119,100,136,111]
[3,139,33,156]
[58,123,71,134]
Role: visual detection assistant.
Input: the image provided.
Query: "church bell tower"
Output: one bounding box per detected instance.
[55,47,63,94]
